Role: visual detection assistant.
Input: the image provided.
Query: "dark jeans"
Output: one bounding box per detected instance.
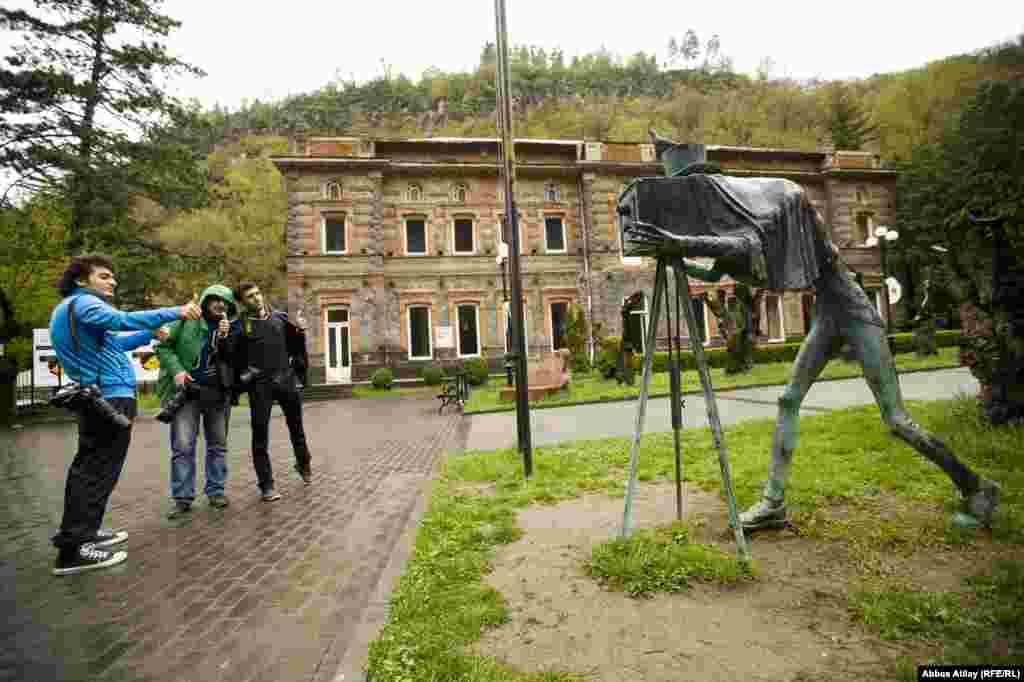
[168,394,231,501]
[52,398,137,555]
[248,374,309,492]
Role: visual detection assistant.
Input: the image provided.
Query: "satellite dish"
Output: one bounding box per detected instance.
[886,276,902,305]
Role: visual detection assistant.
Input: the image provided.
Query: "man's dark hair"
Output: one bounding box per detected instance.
[234,282,258,301]
[55,254,116,298]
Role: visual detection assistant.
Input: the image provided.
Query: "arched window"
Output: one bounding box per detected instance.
[452,183,468,203]
[406,183,422,202]
[324,181,342,201]
[544,181,561,202]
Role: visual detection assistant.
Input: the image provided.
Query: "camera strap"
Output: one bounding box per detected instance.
[68,295,104,387]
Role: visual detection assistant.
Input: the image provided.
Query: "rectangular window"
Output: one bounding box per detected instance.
[544,216,566,253]
[323,215,346,254]
[454,218,474,254]
[504,305,530,354]
[765,294,784,340]
[457,304,479,356]
[408,306,432,359]
[405,218,427,255]
[550,302,569,351]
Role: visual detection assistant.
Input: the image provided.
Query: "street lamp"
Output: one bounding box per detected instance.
[865,225,900,334]
[496,242,513,386]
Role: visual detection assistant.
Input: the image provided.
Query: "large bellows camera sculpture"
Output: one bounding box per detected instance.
[616,132,755,563]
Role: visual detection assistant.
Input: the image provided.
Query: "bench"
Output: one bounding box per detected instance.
[437,370,469,414]
[500,349,570,402]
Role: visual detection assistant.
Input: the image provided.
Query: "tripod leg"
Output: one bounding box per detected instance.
[672,263,751,564]
[621,259,667,538]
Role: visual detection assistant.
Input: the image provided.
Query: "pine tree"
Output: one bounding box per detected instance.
[826,83,878,150]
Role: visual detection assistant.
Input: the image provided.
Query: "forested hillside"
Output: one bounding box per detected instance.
[194,32,1023,161]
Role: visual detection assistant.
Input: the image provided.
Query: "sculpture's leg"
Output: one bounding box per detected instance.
[739,315,836,530]
[846,316,999,528]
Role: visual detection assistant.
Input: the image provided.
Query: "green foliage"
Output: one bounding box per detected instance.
[563,302,588,359]
[371,367,394,390]
[4,336,32,371]
[585,523,754,598]
[0,0,207,253]
[825,82,878,150]
[420,365,445,386]
[461,357,489,386]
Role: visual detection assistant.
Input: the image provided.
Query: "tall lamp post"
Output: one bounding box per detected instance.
[496,242,513,387]
[866,225,900,334]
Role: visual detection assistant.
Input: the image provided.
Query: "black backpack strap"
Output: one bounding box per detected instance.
[68,295,103,386]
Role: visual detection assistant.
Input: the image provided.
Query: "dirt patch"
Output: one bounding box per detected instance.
[474,482,1008,681]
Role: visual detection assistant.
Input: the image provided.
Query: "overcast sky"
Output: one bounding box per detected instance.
[154,0,1020,111]
[2,0,1021,112]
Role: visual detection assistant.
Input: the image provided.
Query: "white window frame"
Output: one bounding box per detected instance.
[456,303,481,358]
[762,293,786,342]
[544,181,561,202]
[624,294,649,354]
[543,214,567,254]
[407,305,433,360]
[321,214,347,255]
[451,216,476,255]
[452,183,469,203]
[406,183,423,202]
[323,181,342,201]
[688,295,713,347]
[403,215,428,256]
[549,301,571,352]
[618,183,642,265]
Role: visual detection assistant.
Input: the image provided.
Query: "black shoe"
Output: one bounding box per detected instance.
[208,495,229,509]
[53,545,127,576]
[86,528,128,548]
[167,501,193,519]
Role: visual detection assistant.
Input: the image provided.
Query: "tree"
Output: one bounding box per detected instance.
[895,80,1024,423]
[0,0,206,253]
[824,82,878,150]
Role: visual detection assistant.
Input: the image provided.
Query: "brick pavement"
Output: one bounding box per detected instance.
[0,395,466,682]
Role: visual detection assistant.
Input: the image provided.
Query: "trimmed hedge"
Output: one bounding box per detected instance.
[643,329,963,375]
[371,368,394,389]
[461,357,490,385]
[420,365,445,386]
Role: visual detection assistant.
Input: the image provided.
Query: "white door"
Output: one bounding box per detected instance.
[325,307,351,384]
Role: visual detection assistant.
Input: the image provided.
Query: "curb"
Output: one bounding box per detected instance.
[462,363,961,416]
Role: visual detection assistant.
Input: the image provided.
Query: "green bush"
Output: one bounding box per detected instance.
[3,336,33,371]
[571,351,591,373]
[420,365,445,386]
[371,367,394,390]
[461,357,489,385]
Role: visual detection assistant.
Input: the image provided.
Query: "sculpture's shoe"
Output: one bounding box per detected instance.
[951,479,1000,530]
[738,498,787,531]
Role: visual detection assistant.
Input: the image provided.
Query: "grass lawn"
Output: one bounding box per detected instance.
[366,394,1023,681]
[352,384,438,399]
[135,392,250,411]
[464,346,961,414]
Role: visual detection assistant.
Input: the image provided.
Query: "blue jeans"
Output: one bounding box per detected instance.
[168,396,231,501]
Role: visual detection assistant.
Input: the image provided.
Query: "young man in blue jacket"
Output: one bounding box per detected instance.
[49,255,201,575]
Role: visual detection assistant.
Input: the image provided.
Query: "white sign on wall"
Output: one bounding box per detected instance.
[33,328,161,387]
[436,325,454,349]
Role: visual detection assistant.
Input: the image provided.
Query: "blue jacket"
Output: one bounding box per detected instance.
[49,288,182,400]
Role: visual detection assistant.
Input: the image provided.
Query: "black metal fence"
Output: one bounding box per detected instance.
[15,369,157,414]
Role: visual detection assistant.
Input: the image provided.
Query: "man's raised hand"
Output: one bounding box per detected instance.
[179,302,201,320]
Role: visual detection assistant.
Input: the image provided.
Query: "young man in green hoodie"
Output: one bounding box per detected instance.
[155,285,239,518]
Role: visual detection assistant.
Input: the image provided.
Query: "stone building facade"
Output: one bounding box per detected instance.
[273,137,898,384]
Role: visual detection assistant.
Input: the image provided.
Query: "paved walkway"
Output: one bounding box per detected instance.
[1,396,466,682]
[463,367,980,451]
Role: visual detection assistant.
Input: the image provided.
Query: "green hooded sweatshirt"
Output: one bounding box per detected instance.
[155,284,238,402]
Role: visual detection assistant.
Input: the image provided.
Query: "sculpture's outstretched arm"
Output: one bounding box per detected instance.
[675,258,726,283]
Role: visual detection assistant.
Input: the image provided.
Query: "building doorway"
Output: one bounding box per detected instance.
[325,307,351,384]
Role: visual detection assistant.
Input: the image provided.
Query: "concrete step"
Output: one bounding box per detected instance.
[302,383,353,402]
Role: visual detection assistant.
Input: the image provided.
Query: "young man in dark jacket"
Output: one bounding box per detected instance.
[155,284,239,518]
[49,255,201,575]
[228,282,311,501]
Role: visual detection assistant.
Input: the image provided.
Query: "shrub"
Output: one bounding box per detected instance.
[371,368,394,390]
[461,357,489,385]
[571,350,591,373]
[420,365,445,386]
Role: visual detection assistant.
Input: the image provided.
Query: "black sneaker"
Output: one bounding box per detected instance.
[87,528,128,548]
[208,495,229,509]
[53,545,127,576]
[167,501,193,519]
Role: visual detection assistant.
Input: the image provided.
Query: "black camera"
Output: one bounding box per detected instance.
[237,366,263,388]
[155,383,197,424]
[51,383,132,429]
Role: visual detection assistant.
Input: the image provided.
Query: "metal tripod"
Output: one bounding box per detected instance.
[620,257,751,564]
